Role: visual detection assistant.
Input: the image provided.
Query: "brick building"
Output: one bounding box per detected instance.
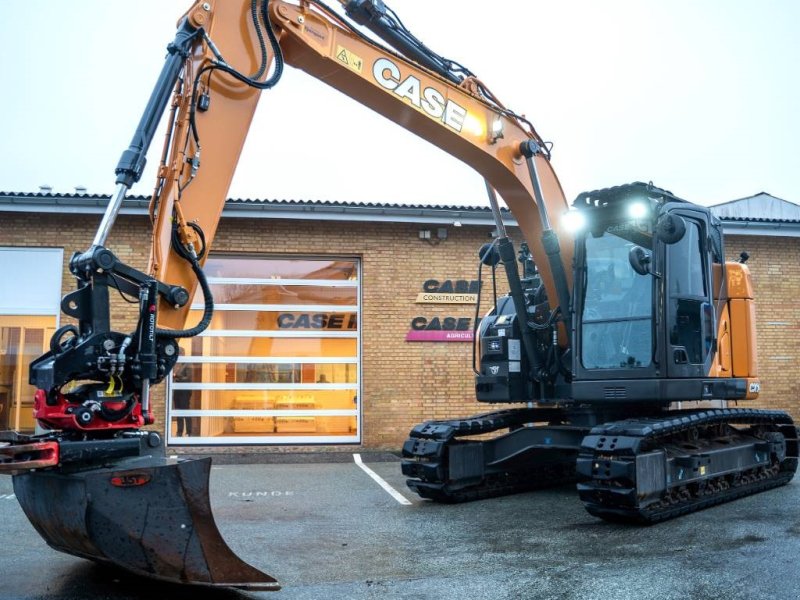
[0,190,798,453]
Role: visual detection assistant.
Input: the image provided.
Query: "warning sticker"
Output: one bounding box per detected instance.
[335,45,364,73]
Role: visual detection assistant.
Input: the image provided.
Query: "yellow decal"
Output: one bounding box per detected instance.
[335,45,364,73]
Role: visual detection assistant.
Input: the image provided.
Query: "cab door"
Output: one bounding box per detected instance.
[665,210,715,378]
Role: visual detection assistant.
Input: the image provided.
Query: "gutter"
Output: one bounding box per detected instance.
[720,219,800,238]
[5,193,800,235]
[0,193,517,227]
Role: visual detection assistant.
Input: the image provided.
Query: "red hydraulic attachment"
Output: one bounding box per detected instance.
[0,440,59,473]
[33,389,146,432]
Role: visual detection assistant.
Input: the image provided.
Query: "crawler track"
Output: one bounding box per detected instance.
[576,408,798,523]
[403,407,798,522]
[402,408,580,503]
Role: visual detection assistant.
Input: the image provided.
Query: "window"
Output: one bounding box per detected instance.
[669,221,706,298]
[168,256,360,445]
[667,221,710,365]
[0,248,63,432]
[581,224,653,369]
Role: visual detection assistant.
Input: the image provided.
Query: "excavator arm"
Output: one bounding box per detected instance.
[0,0,574,589]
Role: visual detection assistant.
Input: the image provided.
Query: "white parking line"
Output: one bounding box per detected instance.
[353,454,412,505]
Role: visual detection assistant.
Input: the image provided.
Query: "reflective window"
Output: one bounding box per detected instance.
[184,310,357,332]
[668,221,709,365]
[669,222,705,298]
[0,248,62,433]
[0,317,56,432]
[168,256,360,445]
[581,224,653,369]
[203,258,358,280]
[209,284,358,307]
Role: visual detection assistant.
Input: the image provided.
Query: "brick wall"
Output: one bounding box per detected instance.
[725,235,800,416]
[0,212,516,450]
[2,212,797,451]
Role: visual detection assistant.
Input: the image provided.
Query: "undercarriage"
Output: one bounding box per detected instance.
[402,406,798,522]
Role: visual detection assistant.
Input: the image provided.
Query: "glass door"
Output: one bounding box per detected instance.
[0,316,56,432]
[0,247,63,432]
[168,256,361,445]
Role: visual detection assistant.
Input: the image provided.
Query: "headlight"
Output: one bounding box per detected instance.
[463,113,485,137]
[562,210,587,232]
[490,118,504,142]
[628,201,649,219]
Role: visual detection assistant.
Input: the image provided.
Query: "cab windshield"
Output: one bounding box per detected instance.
[581,223,653,369]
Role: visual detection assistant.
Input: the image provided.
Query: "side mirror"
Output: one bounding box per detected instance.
[628,246,651,276]
[656,213,686,245]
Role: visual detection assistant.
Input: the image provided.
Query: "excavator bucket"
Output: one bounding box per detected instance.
[12,455,280,590]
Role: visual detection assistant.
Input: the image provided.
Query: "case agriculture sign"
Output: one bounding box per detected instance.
[405,316,474,342]
[406,279,479,342]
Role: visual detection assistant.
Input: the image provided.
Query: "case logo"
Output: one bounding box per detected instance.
[373,58,468,132]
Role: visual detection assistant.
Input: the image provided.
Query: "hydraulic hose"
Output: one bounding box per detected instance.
[155,223,214,339]
[189,0,284,147]
[471,252,487,376]
[99,395,137,422]
[472,241,499,376]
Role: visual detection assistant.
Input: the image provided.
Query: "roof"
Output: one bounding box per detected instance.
[0,190,514,227]
[2,190,800,237]
[709,192,800,223]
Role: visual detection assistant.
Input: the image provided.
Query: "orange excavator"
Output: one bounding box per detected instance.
[0,0,795,590]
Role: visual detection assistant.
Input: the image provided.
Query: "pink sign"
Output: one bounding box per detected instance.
[405,330,474,342]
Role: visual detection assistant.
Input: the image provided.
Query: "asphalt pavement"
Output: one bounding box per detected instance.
[0,455,798,600]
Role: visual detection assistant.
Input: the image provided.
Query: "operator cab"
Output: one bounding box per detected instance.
[569,182,730,404]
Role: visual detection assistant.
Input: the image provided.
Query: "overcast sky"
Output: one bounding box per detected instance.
[1,1,798,208]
